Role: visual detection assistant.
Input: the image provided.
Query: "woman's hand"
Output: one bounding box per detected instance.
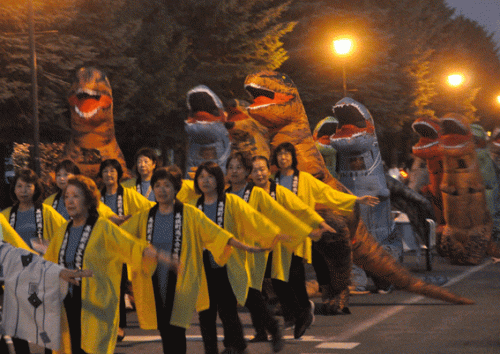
[59,269,93,286]
[357,195,380,207]
[109,215,132,226]
[227,238,269,253]
[492,257,500,264]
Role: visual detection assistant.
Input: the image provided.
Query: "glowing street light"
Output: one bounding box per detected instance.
[333,37,354,97]
[497,95,500,104]
[447,73,465,87]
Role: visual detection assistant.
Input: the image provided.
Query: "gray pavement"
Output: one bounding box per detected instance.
[8,251,500,354]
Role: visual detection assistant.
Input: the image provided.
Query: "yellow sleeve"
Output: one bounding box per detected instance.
[124,188,156,215]
[277,185,324,228]
[121,178,138,190]
[97,202,116,219]
[0,213,31,250]
[226,194,280,249]
[102,218,150,270]
[177,179,199,204]
[43,194,56,207]
[303,172,357,215]
[42,205,67,242]
[252,187,312,251]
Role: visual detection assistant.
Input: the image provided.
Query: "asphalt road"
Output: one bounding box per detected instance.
[10,252,500,354]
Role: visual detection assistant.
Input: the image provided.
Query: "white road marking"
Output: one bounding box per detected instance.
[316,342,360,349]
[327,260,492,342]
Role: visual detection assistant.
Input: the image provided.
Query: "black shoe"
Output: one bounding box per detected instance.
[294,307,313,339]
[271,327,284,352]
[117,327,125,342]
[249,333,268,343]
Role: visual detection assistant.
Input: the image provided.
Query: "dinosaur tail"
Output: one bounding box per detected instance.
[349,206,474,305]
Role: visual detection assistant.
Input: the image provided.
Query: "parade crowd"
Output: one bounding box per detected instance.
[0,144,380,354]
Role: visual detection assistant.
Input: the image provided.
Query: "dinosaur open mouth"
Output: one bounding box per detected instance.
[333,104,367,130]
[187,88,223,117]
[440,117,470,148]
[68,88,111,119]
[412,120,440,150]
[245,84,294,108]
[316,121,338,145]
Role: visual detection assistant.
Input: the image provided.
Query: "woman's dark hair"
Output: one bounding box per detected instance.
[55,159,81,175]
[66,175,101,215]
[133,147,161,177]
[10,168,44,205]
[151,166,183,193]
[194,161,226,197]
[251,155,270,169]
[98,159,124,181]
[271,142,298,170]
[226,151,252,174]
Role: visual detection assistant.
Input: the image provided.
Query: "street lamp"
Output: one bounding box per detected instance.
[333,37,354,97]
[447,73,465,88]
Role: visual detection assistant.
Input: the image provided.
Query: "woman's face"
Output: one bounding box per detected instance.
[227,158,248,185]
[64,184,88,219]
[14,178,35,205]
[197,169,218,195]
[153,178,176,206]
[250,159,270,188]
[56,168,75,190]
[102,166,119,188]
[276,149,293,170]
[137,155,156,180]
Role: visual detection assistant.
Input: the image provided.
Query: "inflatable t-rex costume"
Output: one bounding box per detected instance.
[243,71,472,307]
[439,113,493,264]
[225,99,271,159]
[313,116,339,179]
[63,67,128,179]
[184,85,231,178]
[471,124,500,242]
[330,98,399,254]
[411,116,446,239]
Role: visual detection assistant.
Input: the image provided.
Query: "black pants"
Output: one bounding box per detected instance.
[152,270,187,354]
[244,287,279,337]
[199,253,246,354]
[119,264,128,329]
[63,286,87,354]
[11,337,30,354]
[270,254,310,322]
[312,241,331,286]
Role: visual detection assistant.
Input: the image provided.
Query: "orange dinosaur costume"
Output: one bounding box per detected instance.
[242,71,473,307]
[63,67,128,179]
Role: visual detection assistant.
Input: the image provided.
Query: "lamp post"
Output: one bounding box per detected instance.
[333,37,353,97]
[28,0,40,176]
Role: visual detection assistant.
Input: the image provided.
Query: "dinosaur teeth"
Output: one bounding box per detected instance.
[413,140,439,150]
[75,106,100,119]
[442,142,469,149]
[76,88,99,96]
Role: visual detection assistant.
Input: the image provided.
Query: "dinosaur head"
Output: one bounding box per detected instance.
[313,116,338,155]
[68,67,113,128]
[439,113,474,156]
[329,97,376,155]
[244,71,302,129]
[411,116,443,159]
[186,85,227,123]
